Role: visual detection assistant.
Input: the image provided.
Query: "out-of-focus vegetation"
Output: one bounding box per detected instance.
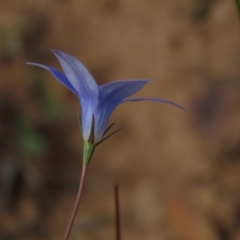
[234,0,240,19]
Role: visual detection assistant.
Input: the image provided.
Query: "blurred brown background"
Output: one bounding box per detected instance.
[0,0,240,239]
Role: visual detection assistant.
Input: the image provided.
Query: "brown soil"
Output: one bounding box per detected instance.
[1,0,240,239]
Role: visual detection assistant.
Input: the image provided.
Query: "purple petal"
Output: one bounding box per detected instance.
[52,50,99,101]
[92,100,119,143]
[93,80,152,142]
[100,79,151,103]
[81,99,98,141]
[122,98,185,110]
[91,96,184,143]
[26,62,78,96]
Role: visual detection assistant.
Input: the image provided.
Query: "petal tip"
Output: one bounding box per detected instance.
[51,49,61,56]
[26,62,38,67]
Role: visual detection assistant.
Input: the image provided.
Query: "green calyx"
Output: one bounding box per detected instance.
[83,141,96,165]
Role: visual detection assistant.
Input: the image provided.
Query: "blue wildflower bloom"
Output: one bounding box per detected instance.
[27,50,184,164]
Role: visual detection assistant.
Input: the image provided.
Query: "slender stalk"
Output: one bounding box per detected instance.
[235,0,240,19]
[63,164,88,240]
[114,184,121,240]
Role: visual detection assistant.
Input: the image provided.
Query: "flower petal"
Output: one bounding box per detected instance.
[92,80,152,142]
[92,101,119,143]
[91,96,184,143]
[26,62,78,96]
[81,99,98,141]
[122,98,185,110]
[52,50,99,101]
[91,80,152,141]
[100,79,151,103]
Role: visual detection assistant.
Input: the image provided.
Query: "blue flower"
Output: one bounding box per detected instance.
[27,50,184,164]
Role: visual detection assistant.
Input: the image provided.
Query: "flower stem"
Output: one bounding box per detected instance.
[63,164,88,240]
[114,184,121,240]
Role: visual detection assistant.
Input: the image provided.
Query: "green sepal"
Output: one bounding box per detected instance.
[83,141,96,165]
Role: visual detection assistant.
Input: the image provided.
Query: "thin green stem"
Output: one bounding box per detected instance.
[235,0,240,19]
[63,164,88,240]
